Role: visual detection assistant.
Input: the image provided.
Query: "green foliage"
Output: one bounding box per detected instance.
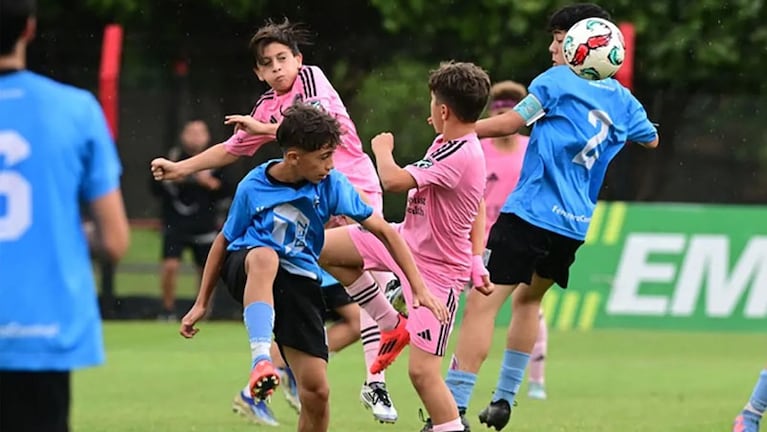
[370,0,767,92]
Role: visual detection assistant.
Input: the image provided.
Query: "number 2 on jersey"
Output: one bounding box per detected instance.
[0,131,32,241]
[573,110,612,170]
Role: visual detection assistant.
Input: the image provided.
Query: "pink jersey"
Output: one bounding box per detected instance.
[224,65,382,198]
[401,133,486,287]
[481,136,528,241]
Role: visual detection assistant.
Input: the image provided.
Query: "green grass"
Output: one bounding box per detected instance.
[72,323,761,432]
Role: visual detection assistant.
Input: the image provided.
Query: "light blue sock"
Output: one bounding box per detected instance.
[743,370,767,421]
[446,369,477,412]
[243,302,274,368]
[492,349,530,404]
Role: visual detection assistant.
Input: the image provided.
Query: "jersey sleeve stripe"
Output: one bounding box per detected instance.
[300,67,317,98]
[430,140,466,162]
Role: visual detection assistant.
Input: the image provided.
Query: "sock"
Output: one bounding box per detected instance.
[492,349,530,404]
[446,358,477,412]
[528,315,547,384]
[433,418,464,432]
[346,272,399,330]
[743,370,767,420]
[361,315,385,383]
[243,302,273,368]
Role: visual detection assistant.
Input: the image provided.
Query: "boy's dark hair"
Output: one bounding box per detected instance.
[548,3,611,32]
[276,103,341,152]
[428,61,491,123]
[249,18,313,66]
[0,0,36,56]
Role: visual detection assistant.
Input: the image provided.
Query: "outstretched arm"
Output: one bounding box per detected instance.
[179,232,228,338]
[152,144,239,181]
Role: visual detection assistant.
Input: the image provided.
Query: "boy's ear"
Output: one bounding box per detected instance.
[253,66,265,82]
[284,148,301,163]
[295,52,303,68]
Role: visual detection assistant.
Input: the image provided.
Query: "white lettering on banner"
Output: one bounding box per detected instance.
[607,233,767,318]
[607,233,684,315]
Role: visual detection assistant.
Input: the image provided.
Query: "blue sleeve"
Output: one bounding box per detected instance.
[328,172,374,223]
[80,94,122,202]
[222,182,252,242]
[625,93,658,144]
[527,68,560,114]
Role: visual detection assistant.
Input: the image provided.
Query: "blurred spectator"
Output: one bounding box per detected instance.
[151,119,231,320]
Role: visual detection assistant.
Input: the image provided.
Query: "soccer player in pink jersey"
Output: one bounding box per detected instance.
[150,19,400,425]
[319,61,493,432]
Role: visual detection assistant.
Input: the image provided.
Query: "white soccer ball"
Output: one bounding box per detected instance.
[562,17,625,81]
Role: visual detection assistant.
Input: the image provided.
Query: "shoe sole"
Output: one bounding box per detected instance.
[359,399,397,424]
[478,411,506,431]
[251,373,280,400]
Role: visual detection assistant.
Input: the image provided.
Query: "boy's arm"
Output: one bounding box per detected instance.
[476,93,546,139]
[360,214,449,323]
[152,143,239,181]
[180,232,228,338]
[469,198,492,295]
[371,132,417,192]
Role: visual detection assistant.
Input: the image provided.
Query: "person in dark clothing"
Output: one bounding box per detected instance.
[152,119,231,320]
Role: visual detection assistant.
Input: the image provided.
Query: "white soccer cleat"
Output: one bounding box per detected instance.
[528,382,547,400]
[360,382,398,424]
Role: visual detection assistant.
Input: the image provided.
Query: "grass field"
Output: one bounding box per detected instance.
[71,323,760,432]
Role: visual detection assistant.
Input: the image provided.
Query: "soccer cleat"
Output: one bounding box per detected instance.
[232,390,279,427]
[278,367,301,413]
[418,408,472,432]
[527,382,547,400]
[733,413,760,432]
[360,381,398,424]
[249,359,280,401]
[371,314,410,374]
[478,399,514,431]
[384,279,408,317]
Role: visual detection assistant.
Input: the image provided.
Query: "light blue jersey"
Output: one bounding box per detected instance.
[503,65,657,240]
[0,71,122,370]
[223,161,373,282]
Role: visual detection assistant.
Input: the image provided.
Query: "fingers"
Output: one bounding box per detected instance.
[179,324,199,339]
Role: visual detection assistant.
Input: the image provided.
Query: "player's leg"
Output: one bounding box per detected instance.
[479,219,582,430]
[407,287,465,432]
[0,370,70,432]
[320,226,405,342]
[527,309,548,400]
[159,230,183,319]
[221,248,280,427]
[272,269,332,432]
[733,367,767,432]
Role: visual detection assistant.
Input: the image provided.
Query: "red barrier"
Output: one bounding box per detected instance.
[615,22,635,91]
[99,24,123,139]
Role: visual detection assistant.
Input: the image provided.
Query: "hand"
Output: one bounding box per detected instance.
[471,254,494,296]
[196,170,221,190]
[411,286,450,324]
[179,304,207,338]
[224,115,273,135]
[151,157,188,181]
[426,116,433,125]
[371,132,395,154]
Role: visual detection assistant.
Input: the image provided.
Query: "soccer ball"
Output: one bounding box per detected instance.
[562,17,625,81]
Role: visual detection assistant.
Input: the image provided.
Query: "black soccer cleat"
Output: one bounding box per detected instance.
[478,399,512,431]
[418,408,472,432]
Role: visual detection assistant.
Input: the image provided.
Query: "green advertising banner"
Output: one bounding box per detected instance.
[476,202,767,332]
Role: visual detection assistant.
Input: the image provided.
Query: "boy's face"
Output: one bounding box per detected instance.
[549,30,567,66]
[287,144,336,184]
[254,42,303,94]
[429,92,446,134]
[180,121,210,154]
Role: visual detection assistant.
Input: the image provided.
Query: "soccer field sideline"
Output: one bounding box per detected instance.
[71,322,760,432]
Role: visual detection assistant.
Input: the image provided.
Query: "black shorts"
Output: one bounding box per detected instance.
[486,213,584,288]
[222,249,329,361]
[322,283,355,322]
[162,230,214,267]
[0,370,70,432]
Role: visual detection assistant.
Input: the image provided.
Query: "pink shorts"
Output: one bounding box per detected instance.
[348,224,461,356]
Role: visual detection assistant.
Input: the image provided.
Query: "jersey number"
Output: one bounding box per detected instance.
[0,131,32,241]
[573,110,612,170]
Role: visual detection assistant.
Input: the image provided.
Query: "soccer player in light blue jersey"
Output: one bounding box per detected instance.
[0,1,130,431]
[440,4,660,431]
[733,367,767,432]
[178,103,432,432]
